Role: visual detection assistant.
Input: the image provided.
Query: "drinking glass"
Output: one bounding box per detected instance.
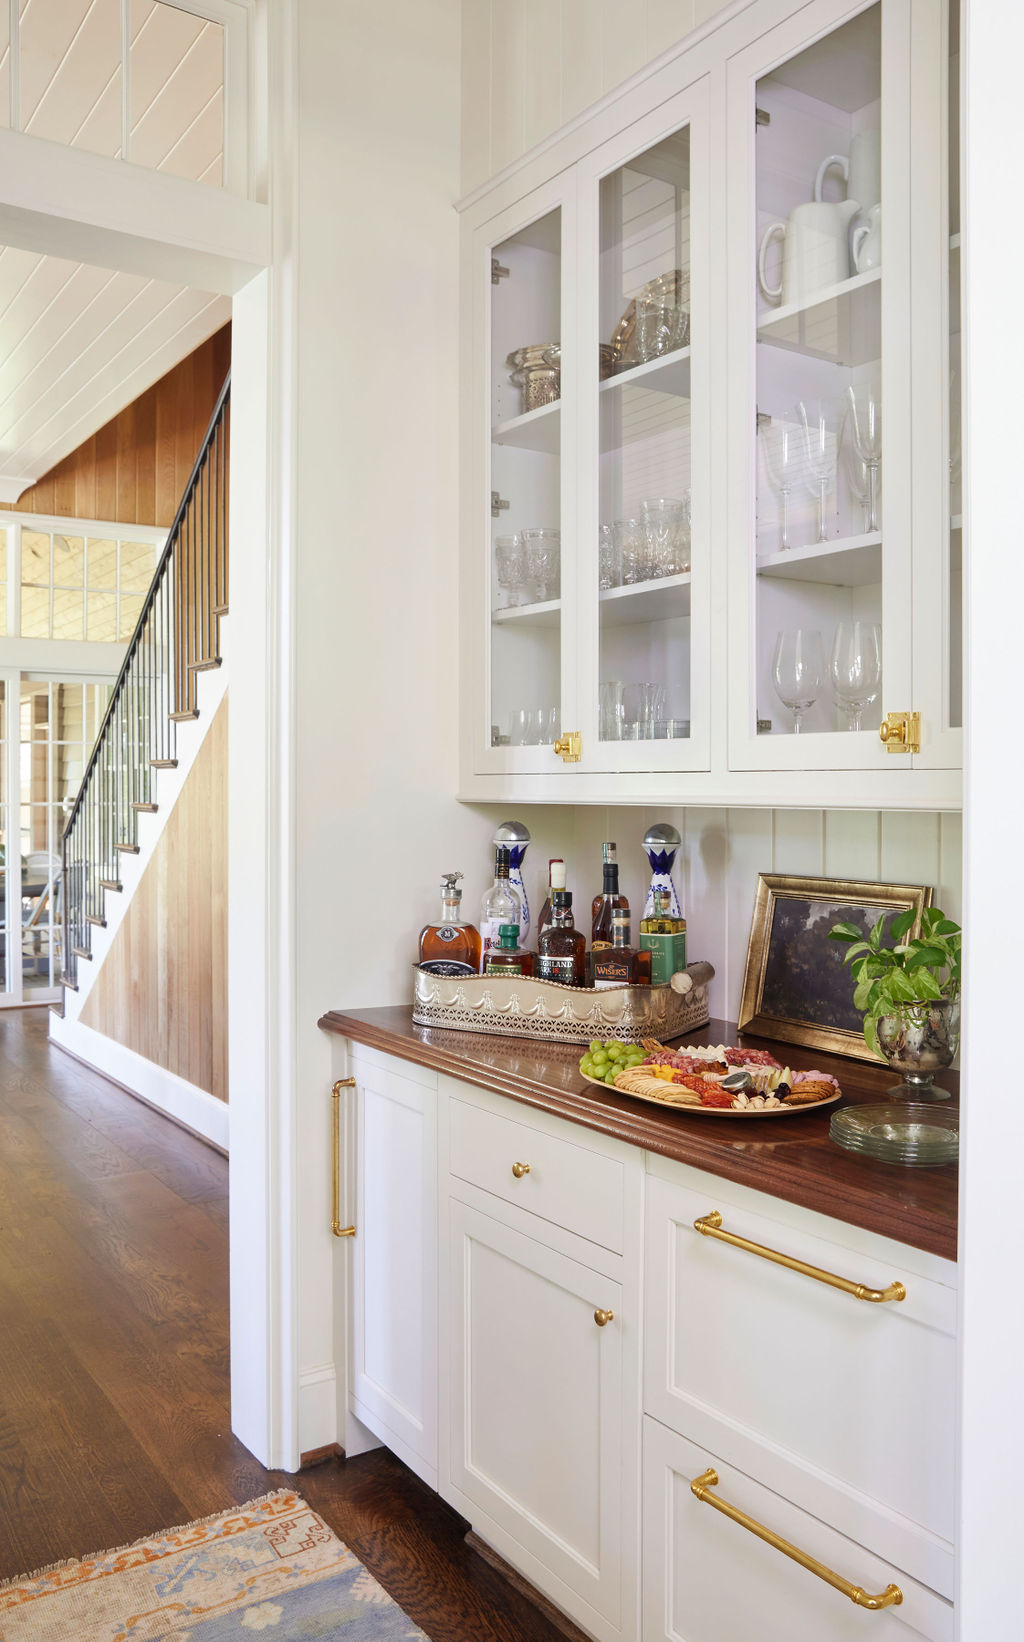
[771,629,824,734]
[843,443,872,534]
[641,499,686,578]
[631,681,666,739]
[761,421,802,550]
[509,708,530,745]
[598,523,620,590]
[798,399,842,544]
[599,680,625,741]
[830,621,882,731]
[677,489,692,573]
[521,528,561,601]
[494,533,526,608]
[845,381,882,532]
[616,518,645,584]
[526,708,547,745]
[635,296,679,363]
[542,706,559,742]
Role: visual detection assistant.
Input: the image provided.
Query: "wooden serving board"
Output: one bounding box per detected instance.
[579,1069,841,1117]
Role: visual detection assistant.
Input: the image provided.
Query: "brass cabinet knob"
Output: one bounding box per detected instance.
[879,711,920,754]
[594,1308,614,1327]
[511,1161,530,1178]
[552,731,581,762]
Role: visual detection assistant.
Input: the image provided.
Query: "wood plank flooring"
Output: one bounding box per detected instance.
[0,1009,567,1641]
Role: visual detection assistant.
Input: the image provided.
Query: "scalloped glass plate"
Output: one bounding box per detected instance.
[830,1102,959,1166]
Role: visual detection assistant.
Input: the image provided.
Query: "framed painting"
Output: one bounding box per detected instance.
[738,874,934,1062]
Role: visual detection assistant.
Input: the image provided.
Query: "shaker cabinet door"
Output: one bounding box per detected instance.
[446,1197,630,1640]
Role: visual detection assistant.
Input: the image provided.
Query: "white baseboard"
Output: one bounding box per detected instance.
[49,1011,229,1151]
[298,1362,339,1462]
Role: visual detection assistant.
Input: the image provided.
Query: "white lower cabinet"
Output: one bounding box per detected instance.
[641,1417,953,1642]
[347,1048,437,1486]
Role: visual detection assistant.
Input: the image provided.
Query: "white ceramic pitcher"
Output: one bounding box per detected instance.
[814,128,881,211]
[758,199,859,306]
[851,204,882,272]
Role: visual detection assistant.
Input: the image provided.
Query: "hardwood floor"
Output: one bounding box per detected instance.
[0,1008,569,1641]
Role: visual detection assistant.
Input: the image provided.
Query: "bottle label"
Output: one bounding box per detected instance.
[419,959,476,976]
[538,953,577,984]
[639,930,687,986]
[435,925,460,943]
[593,955,633,988]
[485,957,527,975]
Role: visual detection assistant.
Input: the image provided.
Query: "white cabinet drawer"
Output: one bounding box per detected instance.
[449,1092,626,1254]
[643,1417,953,1642]
[645,1174,956,1571]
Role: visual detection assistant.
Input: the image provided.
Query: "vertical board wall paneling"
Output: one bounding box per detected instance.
[523,0,562,152]
[771,808,826,877]
[937,811,963,924]
[723,808,773,1021]
[461,1,494,195]
[1,326,231,528]
[880,810,942,893]
[561,0,604,129]
[823,810,882,883]
[490,2,528,176]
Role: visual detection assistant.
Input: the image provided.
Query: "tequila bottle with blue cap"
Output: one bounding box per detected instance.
[493,820,531,941]
[642,823,683,920]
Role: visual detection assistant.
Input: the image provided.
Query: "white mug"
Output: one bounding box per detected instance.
[851,204,882,272]
[758,199,859,306]
[814,127,881,211]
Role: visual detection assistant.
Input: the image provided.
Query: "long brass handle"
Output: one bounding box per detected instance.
[690,1469,903,1611]
[512,1161,531,1178]
[693,1211,905,1304]
[594,1308,614,1327]
[331,1078,356,1238]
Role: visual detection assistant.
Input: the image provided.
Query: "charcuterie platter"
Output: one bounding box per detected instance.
[577,1039,843,1118]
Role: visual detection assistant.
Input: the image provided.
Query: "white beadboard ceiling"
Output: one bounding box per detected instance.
[0,1,232,502]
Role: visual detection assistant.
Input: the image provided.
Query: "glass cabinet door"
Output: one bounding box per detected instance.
[576,83,711,772]
[727,0,915,771]
[475,182,575,773]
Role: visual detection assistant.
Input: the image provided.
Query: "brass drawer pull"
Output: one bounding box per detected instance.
[693,1211,906,1304]
[594,1308,614,1327]
[690,1469,902,1610]
[512,1161,531,1178]
[331,1078,357,1238]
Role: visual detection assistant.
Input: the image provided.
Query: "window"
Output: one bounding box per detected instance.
[14,523,161,643]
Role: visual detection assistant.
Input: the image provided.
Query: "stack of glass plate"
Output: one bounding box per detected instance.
[830,1103,959,1167]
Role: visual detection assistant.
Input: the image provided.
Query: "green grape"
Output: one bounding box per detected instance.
[589,1039,602,1053]
[580,1058,594,1077]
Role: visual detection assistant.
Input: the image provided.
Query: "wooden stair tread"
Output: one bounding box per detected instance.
[60,975,77,992]
[99,879,123,892]
[70,945,92,960]
[131,801,158,813]
[212,604,228,617]
[114,841,140,854]
[85,914,106,928]
[188,657,222,673]
[169,709,200,722]
[151,758,177,769]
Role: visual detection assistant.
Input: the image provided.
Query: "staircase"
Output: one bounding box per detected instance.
[61,372,231,993]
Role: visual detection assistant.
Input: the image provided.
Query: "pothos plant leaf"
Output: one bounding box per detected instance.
[828,905,961,1058]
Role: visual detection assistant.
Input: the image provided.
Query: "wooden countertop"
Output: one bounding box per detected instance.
[318,1005,959,1263]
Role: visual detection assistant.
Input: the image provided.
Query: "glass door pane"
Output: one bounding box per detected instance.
[752,3,890,749]
[489,209,562,759]
[948,0,963,730]
[597,128,693,753]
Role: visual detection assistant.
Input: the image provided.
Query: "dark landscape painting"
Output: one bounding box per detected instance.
[760,897,895,1033]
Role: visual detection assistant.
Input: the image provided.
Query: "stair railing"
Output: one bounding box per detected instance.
[61,372,230,989]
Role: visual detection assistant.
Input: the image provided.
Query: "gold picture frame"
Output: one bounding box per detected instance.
[738,874,934,1062]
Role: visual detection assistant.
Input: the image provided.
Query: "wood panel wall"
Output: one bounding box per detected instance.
[2,325,231,528]
[82,695,228,1101]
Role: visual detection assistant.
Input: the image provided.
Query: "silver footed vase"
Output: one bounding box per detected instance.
[875,995,960,1100]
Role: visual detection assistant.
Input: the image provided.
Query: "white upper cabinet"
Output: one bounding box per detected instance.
[459,0,961,807]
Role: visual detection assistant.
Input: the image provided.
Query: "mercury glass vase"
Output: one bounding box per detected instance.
[875,995,960,1101]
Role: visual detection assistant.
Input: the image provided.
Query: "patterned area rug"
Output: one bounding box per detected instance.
[0,1490,428,1640]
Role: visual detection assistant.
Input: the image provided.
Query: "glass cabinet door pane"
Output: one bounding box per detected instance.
[948,0,963,730]
[599,129,692,747]
[489,210,562,754]
[753,4,885,741]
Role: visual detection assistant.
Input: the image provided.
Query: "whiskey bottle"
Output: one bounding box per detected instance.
[592,841,629,948]
[536,857,564,938]
[592,908,652,988]
[484,923,535,977]
[493,820,531,942]
[479,845,523,970]
[639,888,687,986]
[419,872,482,975]
[537,877,586,987]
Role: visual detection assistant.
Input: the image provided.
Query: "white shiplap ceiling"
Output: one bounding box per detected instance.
[0,1,232,501]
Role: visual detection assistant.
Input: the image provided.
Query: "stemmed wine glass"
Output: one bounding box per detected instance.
[843,443,872,534]
[798,399,842,544]
[772,629,824,734]
[761,420,802,551]
[830,621,882,731]
[494,534,526,608]
[845,381,882,532]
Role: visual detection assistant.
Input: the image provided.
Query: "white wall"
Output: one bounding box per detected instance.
[461,0,735,193]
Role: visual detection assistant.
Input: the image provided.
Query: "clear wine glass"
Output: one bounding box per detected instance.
[521,528,560,601]
[798,399,842,544]
[830,621,882,731]
[494,533,526,608]
[761,421,802,550]
[843,443,872,534]
[772,629,824,734]
[845,381,882,532]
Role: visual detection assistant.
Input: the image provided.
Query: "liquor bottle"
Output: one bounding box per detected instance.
[484,923,535,977]
[537,866,586,986]
[639,888,687,986]
[418,872,482,975]
[592,841,629,948]
[479,845,523,970]
[493,820,531,942]
[592,908,652,988]
[536,857,564,938]
[642,822,683,919]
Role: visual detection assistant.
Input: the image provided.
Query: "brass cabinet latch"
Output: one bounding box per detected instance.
[878,712,921,755]
[553,731,581,763]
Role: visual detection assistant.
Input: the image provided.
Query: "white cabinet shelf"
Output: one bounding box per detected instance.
[600,347,691,399]
[600,573,691,623]
[756,269,880,366]
[492,597,561,628]
[756,532,882,587]
[492,400,560,454]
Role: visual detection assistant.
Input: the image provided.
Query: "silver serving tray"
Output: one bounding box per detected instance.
[412,961,713,1044]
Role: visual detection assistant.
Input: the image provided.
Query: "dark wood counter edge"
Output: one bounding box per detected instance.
[318,1008,957,1264]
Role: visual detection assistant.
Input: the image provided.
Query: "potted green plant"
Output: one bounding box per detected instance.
[829,906,962,1097]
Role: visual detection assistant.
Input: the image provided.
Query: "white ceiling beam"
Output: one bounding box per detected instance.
[0,127,268,294]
